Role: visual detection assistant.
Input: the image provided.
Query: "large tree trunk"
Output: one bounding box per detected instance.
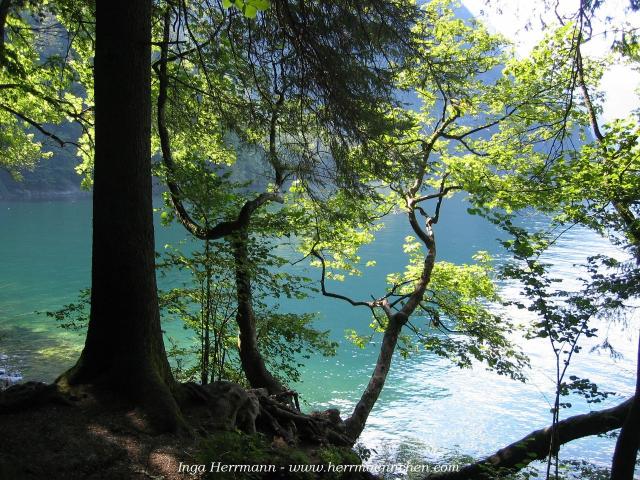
[611,333,640,479]
[232,229,286,394]
[428,397,634,480]
[56,0,184,433]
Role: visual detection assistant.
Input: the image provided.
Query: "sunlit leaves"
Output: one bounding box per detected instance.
[374,229,527,380]
[0,3,93,182]
[0,112,51,179]
[222,0,270,19]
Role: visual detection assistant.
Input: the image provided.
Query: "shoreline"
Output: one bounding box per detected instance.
[0,190,90,202]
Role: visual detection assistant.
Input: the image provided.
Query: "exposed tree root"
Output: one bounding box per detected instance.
[0,381,75,413]
[178,382,353,446]
[0,378,356,461]
[254,389,353,446]
[427,397,634,480]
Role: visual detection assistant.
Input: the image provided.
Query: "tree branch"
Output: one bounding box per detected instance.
[409,112,460,197]
[575,44,603,142]
[574,43,640,247]
[414,185,461,205]
[0,103,77,148]
[427,397,634,480]
[155,10,282,241]
[310,249,374,309]
[441,107,518,141]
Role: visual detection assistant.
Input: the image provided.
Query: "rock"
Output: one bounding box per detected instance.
[271,436,288,449]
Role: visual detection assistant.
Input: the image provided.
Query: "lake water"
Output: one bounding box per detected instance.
[1,197,638,476]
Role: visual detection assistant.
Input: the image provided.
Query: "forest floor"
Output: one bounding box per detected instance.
[0,394,200,480]
[0,383,374,480]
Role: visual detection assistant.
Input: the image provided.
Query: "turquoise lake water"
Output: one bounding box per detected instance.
[1,196,638,475]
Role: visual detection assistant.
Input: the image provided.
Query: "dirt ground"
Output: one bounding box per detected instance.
[0,381,376,480]
[0,393,201,480]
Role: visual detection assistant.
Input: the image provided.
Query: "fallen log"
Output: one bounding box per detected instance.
[427,397,634,480]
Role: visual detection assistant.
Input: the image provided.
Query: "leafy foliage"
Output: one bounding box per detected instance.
[0,2,94,181]
[157,236,338,386]
[222,0,270,19]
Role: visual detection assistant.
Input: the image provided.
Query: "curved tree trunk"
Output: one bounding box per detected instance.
[344,207,436,441]
[577,49,640,479]
[611,333,640,480]
[344,316,404,440]
[428,397,634,480]
[57,0,184,433]
[154,12,283,394]
[232,229,286,394]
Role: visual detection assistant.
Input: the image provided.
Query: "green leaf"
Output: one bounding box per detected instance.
[249,0,270,10]
[243,4,258,18]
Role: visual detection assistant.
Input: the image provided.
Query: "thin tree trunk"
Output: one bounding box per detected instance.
[611,334,640,479]
[155,11,283,393]
[232,229,286,394]
[344,316,404,440]
[344,208,436,441]
[57,0,184,433]
[577,45,640,478]
[607,200,640,480]
[428,397,634,480]
[202,239,212,385]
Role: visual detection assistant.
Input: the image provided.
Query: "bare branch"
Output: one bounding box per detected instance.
[414,185,461,205]
[0,103,78,149]
[310,249,374,309]
[441,106,518,141]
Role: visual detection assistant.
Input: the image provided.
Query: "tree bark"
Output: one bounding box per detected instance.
[576,45,640,478]
[232,229,286,394]
[427,397,634,480]
[56,0,184,433]
[611,335,640,480]
[344,315,404,440]
[344,208,436,441]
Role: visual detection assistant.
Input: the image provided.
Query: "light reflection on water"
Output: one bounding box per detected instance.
[344,214,638,471]
[0,197,638,474]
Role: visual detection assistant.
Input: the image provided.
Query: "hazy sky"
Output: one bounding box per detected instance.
[461,0,640,123]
